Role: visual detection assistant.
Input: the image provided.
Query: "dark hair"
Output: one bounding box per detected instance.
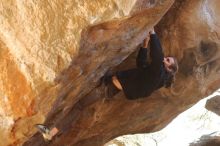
[164,72,174,88]
[164,57,178,88]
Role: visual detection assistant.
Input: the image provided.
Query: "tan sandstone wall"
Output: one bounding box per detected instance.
[0,0,219,146]
[0,0,162,145]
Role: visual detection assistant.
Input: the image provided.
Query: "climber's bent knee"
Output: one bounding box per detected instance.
[112,76,123,90]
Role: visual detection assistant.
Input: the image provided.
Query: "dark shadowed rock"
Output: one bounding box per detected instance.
[190,133,220,146]
[206,95,220,116]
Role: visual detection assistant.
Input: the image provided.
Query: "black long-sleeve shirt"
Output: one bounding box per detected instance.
[116,34,165,99]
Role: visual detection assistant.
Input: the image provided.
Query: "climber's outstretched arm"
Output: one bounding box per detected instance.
[149,29,164,71]
[136,35,150,68]
[136,47,148,68]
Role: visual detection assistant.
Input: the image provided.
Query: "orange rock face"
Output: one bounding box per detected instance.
[0,0,219,146]
[0,44,35,117]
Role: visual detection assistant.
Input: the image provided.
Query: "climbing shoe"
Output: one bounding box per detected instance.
[35,124,59,141]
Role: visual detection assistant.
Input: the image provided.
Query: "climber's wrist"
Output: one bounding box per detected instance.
[149,28,155,35]
[149,30,155,34]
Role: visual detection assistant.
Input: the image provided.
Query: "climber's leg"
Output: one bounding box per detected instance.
[102,74,122,98]
[112,76,123,90]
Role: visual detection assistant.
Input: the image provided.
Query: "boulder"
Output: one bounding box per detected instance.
[206,95,220,116]
[190,133,220,146]
[0,0,219,146]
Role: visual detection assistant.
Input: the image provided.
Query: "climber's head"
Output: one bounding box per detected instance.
[163,57,178,74]
[163,56,179,88]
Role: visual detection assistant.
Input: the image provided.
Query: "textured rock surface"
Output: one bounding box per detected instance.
[0,0,173,145]
[190,134,220,146]
[0,0,219,146]
[106,90,220,146]
[206,95,220,116]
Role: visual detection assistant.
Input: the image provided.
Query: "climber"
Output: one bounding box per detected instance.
[103,28,179,99]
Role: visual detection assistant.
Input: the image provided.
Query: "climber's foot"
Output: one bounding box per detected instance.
[35,124,59,141]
